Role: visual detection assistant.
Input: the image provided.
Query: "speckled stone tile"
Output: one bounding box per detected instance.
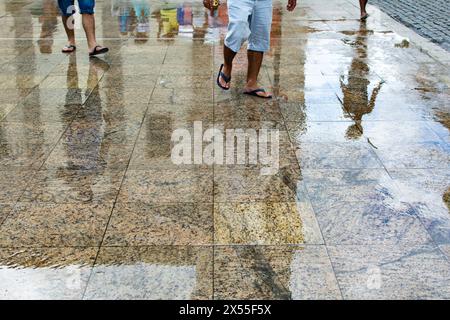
[3,103,81,124]
[84,246,213,300]
[374,142,450,169]
[295,141,383,169]
[215,99,284,122]
[19,169,124,204]
[142,104,214,131]
[214,246,342,300]
[214,168,305,203]
[214,201,323,245]
[0,143,54,170]
[303,169,401,213]
[389,169,450,244]
[0,202,113,247]
[316,200,432,245]
[280,102,350,122]
[287,121,365,144]
[75,102,148,125]
[328,244,450,299]
[43,141,134,170]
[362,121,444,145]
[439,245,450,261]
[103,202,213,246]
[150,88,212,105]
[156,75,213,90]
[0,170,36,203]
[0,247,97,300]
[118,169,213,203]
[62,120,142,145]
[0,204,14,225]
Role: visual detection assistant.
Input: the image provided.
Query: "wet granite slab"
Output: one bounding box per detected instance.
[0,247,97,300]
[0,202,113,247]
[214,246,342,300]
[103,202,213,246]
[328,244,450,299]
[84,246,213,300]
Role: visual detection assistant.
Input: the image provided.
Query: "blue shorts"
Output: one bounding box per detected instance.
[58,0,95,16]
[224,0,273,53]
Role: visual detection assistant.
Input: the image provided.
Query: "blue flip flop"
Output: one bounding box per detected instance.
[217,64,231,90]
[243,88,272,99]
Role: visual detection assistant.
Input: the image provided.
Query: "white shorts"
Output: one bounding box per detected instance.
[224,0,273,53]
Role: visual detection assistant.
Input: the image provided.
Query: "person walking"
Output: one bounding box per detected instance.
[359,0,369,20]
[58,0,109,56]
[205,0,297,99]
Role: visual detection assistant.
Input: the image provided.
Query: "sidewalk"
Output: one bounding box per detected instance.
[0,0,449,299]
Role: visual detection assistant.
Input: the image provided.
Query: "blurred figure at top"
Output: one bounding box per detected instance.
[58,0,109,56]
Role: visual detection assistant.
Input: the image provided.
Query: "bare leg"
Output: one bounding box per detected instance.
[359,0,368,19]
[219,45,237,89]
[245,50,271,98]
[62,15,76,46]
[81,13,104,52]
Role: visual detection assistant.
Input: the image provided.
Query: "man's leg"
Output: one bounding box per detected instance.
[78,0,107,52]
[219,45,237,89]
[359,0,368,18]
[246,50,264,89]
[58,0,76,50]
[245,0,272,97]
[220,0,252,89]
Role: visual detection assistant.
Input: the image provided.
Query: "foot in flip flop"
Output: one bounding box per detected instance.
[89,45,109,56]
[62,44,76,53]
[217,64,231,90]
[243,87,272,99]
[360,12,369,20]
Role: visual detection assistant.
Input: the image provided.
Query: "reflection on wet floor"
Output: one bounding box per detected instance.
[0,0,450,299]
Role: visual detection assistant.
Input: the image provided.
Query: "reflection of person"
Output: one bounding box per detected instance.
[359,0,368,20]
[133,0,150,42]
[205,0,297,98]
[36,0,59,53]
[57,0,109,56]
[340,21,382,139]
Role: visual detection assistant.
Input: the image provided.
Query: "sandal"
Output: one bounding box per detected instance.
[62,44,76,53]
[243,88,272,99]
[360,13,369,21]
[216,64,231,90]
[89,45,109,56]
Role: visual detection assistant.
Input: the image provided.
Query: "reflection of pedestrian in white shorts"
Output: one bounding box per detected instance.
[224,0,273,53]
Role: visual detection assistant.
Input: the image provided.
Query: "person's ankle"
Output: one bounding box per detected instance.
[222,63,231,76]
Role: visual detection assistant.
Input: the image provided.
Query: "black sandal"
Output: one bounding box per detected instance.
[62,44,76,53]
[243,88,272,99]
[89,45,109,56]
[216,64,231,90]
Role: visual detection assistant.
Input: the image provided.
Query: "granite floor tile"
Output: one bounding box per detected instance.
[103,202,213,246]
[214,201,323,245]
[295,141,383,169]
[0,202,113,247]
[214,246,342,300]
[19,169,124,204]
[389,169,450,245]
[316,200,432,245]
[0,247,97,300]
[303,169,401,213]
[328,244,450,299]
[119,169,214,203]
[84,246,213,300]
[214,168,305,203]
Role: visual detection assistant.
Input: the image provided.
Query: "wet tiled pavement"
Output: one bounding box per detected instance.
[0,0,449,300]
